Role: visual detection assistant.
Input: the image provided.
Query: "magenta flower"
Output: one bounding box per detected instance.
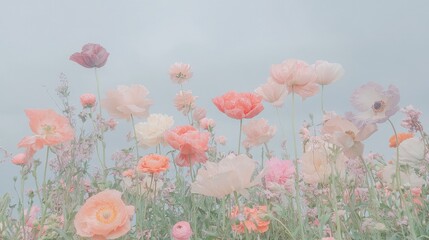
[348,82,400,126]
[70,43,109,68]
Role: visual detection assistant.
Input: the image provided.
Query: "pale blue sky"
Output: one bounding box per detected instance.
[1,1,428,196]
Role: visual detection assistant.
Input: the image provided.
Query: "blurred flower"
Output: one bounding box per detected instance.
[242,119,276,148]
[322,116,377,158]
[174,90,197,115]
[164,125,209,167]
[314,60,344,85]
[191,154,263,198]
[122,169,135,178]
[213,91,264,120]
[301,148,347,184]
[80,93,96,108]
[70,43,109,68]
[74,189,134,239]
[135,114,174,149]
[102,85,152,120]
[348,82,400,127]
[389,133,413,148]
[255,78,288,107]
[231,205,270,234]
[11,153,28,165]
[25,206,40,227]
[401,105,423,132]
[264,158,295,192]
[169,63,193,84]
[192,107,206,122]
[18,109,74,161]
[171,221,193,240]
[215,135,227,145]
[270,59,319,99]
[381,164,424,188]
[396,137,426,168]
[136,154,170,174]
[199,118,216,130]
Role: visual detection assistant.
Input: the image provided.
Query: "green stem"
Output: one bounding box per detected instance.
[39,147,50,233]
[94,68,102,116]
[20,167,26,239]
[130,114,140,160]
[238,119,243,155]
[321,85,325,113]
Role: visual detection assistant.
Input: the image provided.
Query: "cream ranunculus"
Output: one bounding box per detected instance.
[191,154,263,198]
[135,114,174,149]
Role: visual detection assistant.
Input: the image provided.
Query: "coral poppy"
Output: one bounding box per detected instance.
[136,154,170,174]
[212,91,264,120]
[231,205,270,234]
[389,132,413,148]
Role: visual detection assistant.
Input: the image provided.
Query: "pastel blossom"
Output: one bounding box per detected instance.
[192,107,206,122]
[389,132,413,148]
[255,78,288,107]
[80,93,97,108]
[322,116,377,158]
[199,118,216,130]
[102,85,152,120]
[11,153,28,166]
[74,189,134,239]
[396,137,426,168]
[169,63,193,84]
[381,164,425,188]
[270,59,319,99]
[213,91,264,120]
[174,90,197,115]
[135,114,174,149]
[164,125,209,166]
[70,43,109,68]
[264,158,295,192]
[301,148,347,184]
[348,82,400,127]
[314,60,344,85]
[136,154,170,174]
[171,221,193,240]
[191,154,263,198]
[215,135,227,145]
[18,109,74,161]
[231,205,270,234]
[242,119,276,148]
[401,105,423,132]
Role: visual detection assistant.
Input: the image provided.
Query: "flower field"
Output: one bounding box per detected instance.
[0,43,428,240]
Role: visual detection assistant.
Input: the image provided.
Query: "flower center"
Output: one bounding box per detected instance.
[372,100,385,113]
[176,72,186,79]
[345,130,356,140]
[41,124,56,135]
[96,206,117,224]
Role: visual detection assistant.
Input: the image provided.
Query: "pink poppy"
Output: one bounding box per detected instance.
[70,43,109,68]
[314,60,344,85]
[322,116,377,158]
[102,85,152,120]
[255,78,288,107]
[270,59,319,99]
[164,125,209,166]
[242,119,276,148]
[18,109,74,160]
[74,189,134,239]
[169,62,193,84]
[212,91,264,120]
[80,93,97,108]
[171,221,193,240]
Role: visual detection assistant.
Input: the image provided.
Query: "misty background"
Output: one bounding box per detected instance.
[1,1,428,197]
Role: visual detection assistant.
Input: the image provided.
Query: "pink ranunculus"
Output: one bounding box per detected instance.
[314,60,345,85]
[191,154,264,198]
[242,119,276,148]
[264,158,295,192]
[212,91,264,120]
[164,125,210,166]
[70,43,109,68]
[11,153,28,165]
[74,189,134,239]
[199,118,216,130]
[255,78,288,107]
[80,93,97,108]
[172,221,193,240]
[322,116,377,158]
[17,109,74,161]
[174,90,197,115]
[102,85,152,120]
[270,59,319,99]
[169,63,193,84]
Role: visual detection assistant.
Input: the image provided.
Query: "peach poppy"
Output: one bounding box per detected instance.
[70,43,109,68]
[255,78,288,107]
[314,60,344,85]
[136,154,170,174]
[301,148,347,184]
[74,189,134,239]
[212,91,264,120]
[231,205,270,234]
[389,132,413,148]
[169,62,193,84]
[270,59,319,99]
[164,125,209,166]
[242,118,276,148]
[17,109,74,160]
[102,85,152,120]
